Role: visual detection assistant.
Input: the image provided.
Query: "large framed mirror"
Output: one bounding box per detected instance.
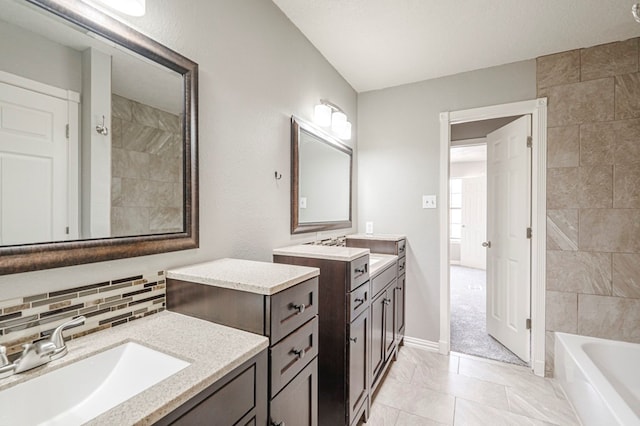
[291,116,352,234]
[0,0,198,274]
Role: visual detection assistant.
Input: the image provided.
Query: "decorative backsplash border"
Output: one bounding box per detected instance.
[0,271,166,359]
[308,236,347,247]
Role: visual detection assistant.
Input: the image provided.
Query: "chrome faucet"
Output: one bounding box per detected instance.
[1,316,85,378]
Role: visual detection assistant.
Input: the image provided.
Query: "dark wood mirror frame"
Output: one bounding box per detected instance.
[0,0,199,275]
[291,116,352,234]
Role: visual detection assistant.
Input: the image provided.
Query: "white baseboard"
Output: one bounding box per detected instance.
[403,336,439,352]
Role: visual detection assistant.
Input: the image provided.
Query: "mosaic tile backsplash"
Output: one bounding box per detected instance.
[0,271,166,359]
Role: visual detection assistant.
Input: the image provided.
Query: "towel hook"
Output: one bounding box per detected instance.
[274,171,282,180]
[96,115,108,136]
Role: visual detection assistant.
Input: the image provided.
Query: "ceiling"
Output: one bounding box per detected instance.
[450,144,486,163]
[272,0,640,92]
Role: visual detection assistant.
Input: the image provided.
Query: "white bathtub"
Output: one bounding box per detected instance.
[554,332,640,426]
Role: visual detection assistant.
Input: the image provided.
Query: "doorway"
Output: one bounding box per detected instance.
[448,118,527,366]
[438,99,548,376]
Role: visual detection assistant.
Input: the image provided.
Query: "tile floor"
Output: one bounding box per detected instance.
[362,346,580,426]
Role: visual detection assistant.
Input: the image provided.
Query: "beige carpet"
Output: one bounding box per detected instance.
[450,265,526,366]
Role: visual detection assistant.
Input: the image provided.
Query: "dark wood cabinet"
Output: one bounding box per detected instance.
[156,350,267,426]
[166,261,319,426]
[395,274,406,343]
[273,250,370,426]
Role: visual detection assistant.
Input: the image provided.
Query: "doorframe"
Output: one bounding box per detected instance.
[438,98,547,376]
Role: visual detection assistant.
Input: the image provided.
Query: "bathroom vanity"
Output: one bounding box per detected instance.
[273,245,371,426]
[347,234,407,344]
[166,259,320,426]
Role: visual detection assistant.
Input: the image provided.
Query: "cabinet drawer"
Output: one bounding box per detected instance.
[270,357,318,426]
[372,263,397,298]
[270,316,319,396]
[269,277,318,344]
[397,239,406,258]
[349,281,370,322]
[349,255,369,291]
[397,257,406,277]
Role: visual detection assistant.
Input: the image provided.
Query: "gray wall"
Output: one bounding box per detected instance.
[357,61,536,342]
[0,0,357,299]
[0,20,82,92]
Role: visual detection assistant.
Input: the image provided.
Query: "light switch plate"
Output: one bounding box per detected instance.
[299,197,307,209]
[365,221,374,234]
[423,195,436,209]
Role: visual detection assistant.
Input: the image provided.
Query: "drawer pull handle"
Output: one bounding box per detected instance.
[271,422,285,426]
[354,296,367,309]
[383,298,391,305]
[396,286,402,291]
[291,303,306,314]
[399,246,405,252]
[349,337,358,343]
[292,348,305,360]
[355,267,366,274]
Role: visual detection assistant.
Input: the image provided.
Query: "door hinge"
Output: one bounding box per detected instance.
[526,227,532,239]
[65,226,69,235]
[526,136,532,148]
[526,318,532,330]
[65,124,70,139]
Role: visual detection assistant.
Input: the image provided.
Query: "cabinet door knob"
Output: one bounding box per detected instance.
[383,298,391,305]
[291,303,306,314]
[482,241,492,248]
[349,337,358,343]
[396,286,402,291]
[271,422,285,426]
[292,348,305,360]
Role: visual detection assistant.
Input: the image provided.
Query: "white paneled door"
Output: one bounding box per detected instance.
[485,115,531,363]
[460,176,487,270]
[0,81,69,245]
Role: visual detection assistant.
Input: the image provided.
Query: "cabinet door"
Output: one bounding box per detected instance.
[395,275,406,340]
[371,292,385,380]
[270,358,318,426]
[383,285,396,360]
[348,309,369,423]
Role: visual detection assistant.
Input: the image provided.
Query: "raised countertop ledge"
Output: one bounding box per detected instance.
[370,254,398,278]
[346,233,406,241]
[0,311,268,425]
[273,244,369,262]
[167,258,319,295]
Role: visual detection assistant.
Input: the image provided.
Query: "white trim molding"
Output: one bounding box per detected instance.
[0,70,80,103]
[403,336,440,353]
[438,99,548,377]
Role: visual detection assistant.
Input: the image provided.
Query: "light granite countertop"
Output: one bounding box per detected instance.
[166,258,319,295]
[0,311,268,425]
[370,254,398,278]
[346,233,406,242]
[273,244,369,262]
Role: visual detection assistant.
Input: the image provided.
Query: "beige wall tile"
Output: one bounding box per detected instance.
[112,148,150,180]
[545,291,578,333]
[150,153,182,183]
[613,253,640,298]
[579,209,640,252]
[118,178,152,207]
[615,72,640,120]
[547,126,579,168]
[579,122,615,166]
[111,206,149,237]
[544,78,614,127]
[112,117,122,148]
[546,209,578,251]
[614,119,640,164]
[111,177,122,206]
[536,51,580,90]
[578,166,612,208]
[132,101,160,129]
[614,164,640,208]
[544,332,555,377]
[581,39,639,81]
[578,294,640,342]
[149,208,183,233]
[546,251,611,295]
[111,94,132,121]
[547,168,578,209]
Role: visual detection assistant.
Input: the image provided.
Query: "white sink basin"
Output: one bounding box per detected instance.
[369,256,383,266]
[0,342,189,426]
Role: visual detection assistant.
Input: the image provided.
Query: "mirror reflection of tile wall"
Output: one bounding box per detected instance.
[111,94,183,237]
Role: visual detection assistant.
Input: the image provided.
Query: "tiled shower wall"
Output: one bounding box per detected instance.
[0,271,166,359]
[537,38,640,375]
[111,94,183,237]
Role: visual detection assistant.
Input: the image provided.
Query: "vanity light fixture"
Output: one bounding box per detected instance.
[633,3,640,23]
[314,99,352,140]
[90,0,146,16]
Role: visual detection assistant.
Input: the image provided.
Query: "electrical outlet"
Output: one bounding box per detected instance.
[422,195,436,209]
[365,221,374,234]
[299,197,307,209]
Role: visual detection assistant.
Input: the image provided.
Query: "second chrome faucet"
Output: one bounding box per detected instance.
[0,316,86,379]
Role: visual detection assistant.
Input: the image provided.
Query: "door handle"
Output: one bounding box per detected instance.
[482,241,491,248]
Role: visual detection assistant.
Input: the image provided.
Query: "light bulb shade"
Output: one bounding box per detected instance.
[93,0,145,16]
[314,104,332,127]
[331,111,347,133]
[340,121,352,140]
